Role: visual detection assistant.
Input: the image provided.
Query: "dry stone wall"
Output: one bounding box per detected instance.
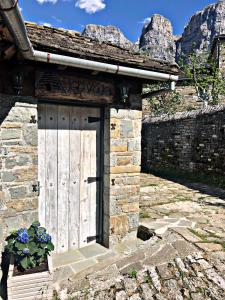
[0,94,38,279]
[142,105,225,175]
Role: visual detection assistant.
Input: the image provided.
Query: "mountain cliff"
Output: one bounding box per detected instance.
[139,14,176,63]
[82,1,225,63]
[82,24,134,50]
[176,1,225,60]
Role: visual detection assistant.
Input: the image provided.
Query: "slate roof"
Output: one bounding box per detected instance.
[26,22,179,75]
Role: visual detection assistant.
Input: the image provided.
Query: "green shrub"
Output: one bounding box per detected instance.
[5,221,54,271]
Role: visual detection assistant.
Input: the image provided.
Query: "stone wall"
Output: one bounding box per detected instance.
[0,94,38,281]
[0,93,142,258]
[103,98,142,247]
[142,86,200,117]
[143,84,225,118]
[142,105,225,175]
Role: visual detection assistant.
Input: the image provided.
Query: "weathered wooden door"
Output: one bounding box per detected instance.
[38,103,101,253]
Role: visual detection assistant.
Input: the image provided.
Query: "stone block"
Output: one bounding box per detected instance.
[4,215,24,232]
[2,171,17,182]
[117,156,132,166]
[8,146,36,154]
[7,197,38,212]
[5,106,37,123]
[1,129,21,140]
[110,215,129,236]
[53,265,74,283]
[110,109,128,119]
[1,122,22,129]
[110,166,141,174]
[121,202,139,213]
[126,176,140,186]
[111,140,127,152]
[23,126,38,146]
[15,167,37,182]
[9,186,27,199]
[195,242,223,252]
[71,258,98,274]
[110,118,120,139]
[128,110,142,120]
[120,120,134,138]
[128,213,139,230]
[132,152,142,166]
[137,225,155,241]
[128,139,141,151]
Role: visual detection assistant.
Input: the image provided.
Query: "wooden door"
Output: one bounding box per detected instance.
[38,104,101,253]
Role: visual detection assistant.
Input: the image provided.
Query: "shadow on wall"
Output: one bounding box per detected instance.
[142,105,225,179]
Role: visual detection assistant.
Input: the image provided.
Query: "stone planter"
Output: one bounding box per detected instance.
[7,256,53,300]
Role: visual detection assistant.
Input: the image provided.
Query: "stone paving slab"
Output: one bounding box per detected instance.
[55,173,225,299]
[140,217,195,236]
[61,252,225,300]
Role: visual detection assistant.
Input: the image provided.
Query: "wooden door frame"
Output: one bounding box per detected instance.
[37,99,105,247]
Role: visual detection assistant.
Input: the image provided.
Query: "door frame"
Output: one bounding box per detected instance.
[37,99,105,247]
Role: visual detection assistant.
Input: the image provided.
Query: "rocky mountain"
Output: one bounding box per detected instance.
[82,24,134,50]
[139,14,176,63]
[176,1,225,61]
[82,1,225,63]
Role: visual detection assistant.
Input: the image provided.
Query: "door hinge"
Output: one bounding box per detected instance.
[88,116,102,123]
[32,181,40,196]
[87,235,99,243]
[87,177,101,183]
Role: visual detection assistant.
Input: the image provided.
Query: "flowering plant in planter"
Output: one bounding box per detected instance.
[5,221,54,271]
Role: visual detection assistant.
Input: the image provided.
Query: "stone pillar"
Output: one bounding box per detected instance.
[103,105,142,247]
[0,95,38,268]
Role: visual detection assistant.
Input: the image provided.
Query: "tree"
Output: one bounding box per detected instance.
[179,49,225,107]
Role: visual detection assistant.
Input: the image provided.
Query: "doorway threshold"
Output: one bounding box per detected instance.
[52,244,116,284]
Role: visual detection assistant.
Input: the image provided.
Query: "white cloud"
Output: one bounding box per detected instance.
[52,16,62,23]
[36,0,58,4]
[75,0,106,14]
[139,17,151,25]
[40,22,52,27]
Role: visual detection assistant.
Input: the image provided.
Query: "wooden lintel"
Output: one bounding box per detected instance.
[35,70,116,103]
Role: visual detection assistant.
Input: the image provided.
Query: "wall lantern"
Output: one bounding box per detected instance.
[12,67,23,95]
[118,82,131,105]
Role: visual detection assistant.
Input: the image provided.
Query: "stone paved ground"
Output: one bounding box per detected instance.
[60,173,225,299]
[140,173,225,252]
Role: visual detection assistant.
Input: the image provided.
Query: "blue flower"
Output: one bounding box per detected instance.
[37,232,51,243]
[22,248,30,255]
[17,228,29,244]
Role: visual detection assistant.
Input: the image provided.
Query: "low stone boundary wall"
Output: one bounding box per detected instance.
[142,105,225,175]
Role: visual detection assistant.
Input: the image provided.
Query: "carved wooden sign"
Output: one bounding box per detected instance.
[35,71,115,103]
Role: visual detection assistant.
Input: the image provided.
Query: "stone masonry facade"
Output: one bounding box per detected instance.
[0,93,142,269]
[142,105,225,175]
[103,104,142,247]
[0,94,39,277]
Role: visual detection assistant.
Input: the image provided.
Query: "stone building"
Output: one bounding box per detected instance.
[0,1,179,283]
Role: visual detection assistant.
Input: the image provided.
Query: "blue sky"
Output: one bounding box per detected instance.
[20,0,217,42]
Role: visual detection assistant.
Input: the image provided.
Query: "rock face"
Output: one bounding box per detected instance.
[82,24,134,50]
[82,2,225,63]
[139,14,176,63]
[176,1,225,61]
